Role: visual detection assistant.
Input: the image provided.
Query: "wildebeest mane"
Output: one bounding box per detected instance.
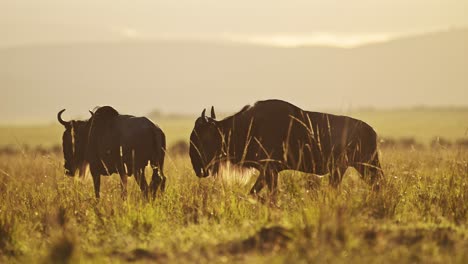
[219,104,251,122]
[238,104,251,114]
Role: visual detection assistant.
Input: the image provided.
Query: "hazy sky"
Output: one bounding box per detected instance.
[1,1,467,124]
[1,0,467,47]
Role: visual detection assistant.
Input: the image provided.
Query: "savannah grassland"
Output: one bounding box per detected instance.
[0,109,467,263]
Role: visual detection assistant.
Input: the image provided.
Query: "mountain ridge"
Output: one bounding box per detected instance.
[1,28,467,124]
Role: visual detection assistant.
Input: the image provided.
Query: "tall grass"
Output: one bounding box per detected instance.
[0,147,467,263]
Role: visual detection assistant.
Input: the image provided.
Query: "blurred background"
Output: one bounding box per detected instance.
[0,0,467,149]
[2,3,468,262]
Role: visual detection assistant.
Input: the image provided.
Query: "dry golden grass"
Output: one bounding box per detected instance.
[0,111,467,263]
[0,146,467,263]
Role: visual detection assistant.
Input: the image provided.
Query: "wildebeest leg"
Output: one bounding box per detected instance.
[149,166,166,199]
[78,163,87,178]
[329,166,346,188]
[92,175,101,199]
[354,161,383,190]
[160,172,167,192]
[250,171,266,195]
[119,172,128,200]
[369,156,384,187]
[134,169,149,199]
[265,170,279,196]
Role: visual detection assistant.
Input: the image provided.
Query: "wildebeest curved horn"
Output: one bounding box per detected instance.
[210,106,216,119]
[57,109,70,127]
[89,110,94,117]
[201,108,206,119]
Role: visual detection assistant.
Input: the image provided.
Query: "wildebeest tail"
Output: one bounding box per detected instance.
[152,127,166,171]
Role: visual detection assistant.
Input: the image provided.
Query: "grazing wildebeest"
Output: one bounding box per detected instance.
[189,99,383,195]
[57,106,166,199]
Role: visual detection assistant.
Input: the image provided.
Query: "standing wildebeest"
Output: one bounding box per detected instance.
[189,99,383,194]
[57,106,166,199]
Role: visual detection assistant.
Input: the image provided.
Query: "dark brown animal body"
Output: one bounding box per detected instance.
[58,106,166,199]
[190,99,383,194]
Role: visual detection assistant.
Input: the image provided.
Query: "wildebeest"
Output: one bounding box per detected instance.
[57,106,166,199]
[189,99,383,194]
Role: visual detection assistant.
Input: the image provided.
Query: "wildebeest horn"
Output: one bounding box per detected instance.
[201,108,206,119]
[57,109,70,127]
[210,106,216,119]
[89,110,94,117]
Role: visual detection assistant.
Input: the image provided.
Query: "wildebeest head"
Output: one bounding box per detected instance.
[189,106,223,177]
[57,109,91,177]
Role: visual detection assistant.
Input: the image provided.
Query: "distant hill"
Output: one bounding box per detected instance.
[0,28,467,123]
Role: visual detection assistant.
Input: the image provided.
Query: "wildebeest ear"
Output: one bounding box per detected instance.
[201,108,206,119]
[210,106,216,119]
